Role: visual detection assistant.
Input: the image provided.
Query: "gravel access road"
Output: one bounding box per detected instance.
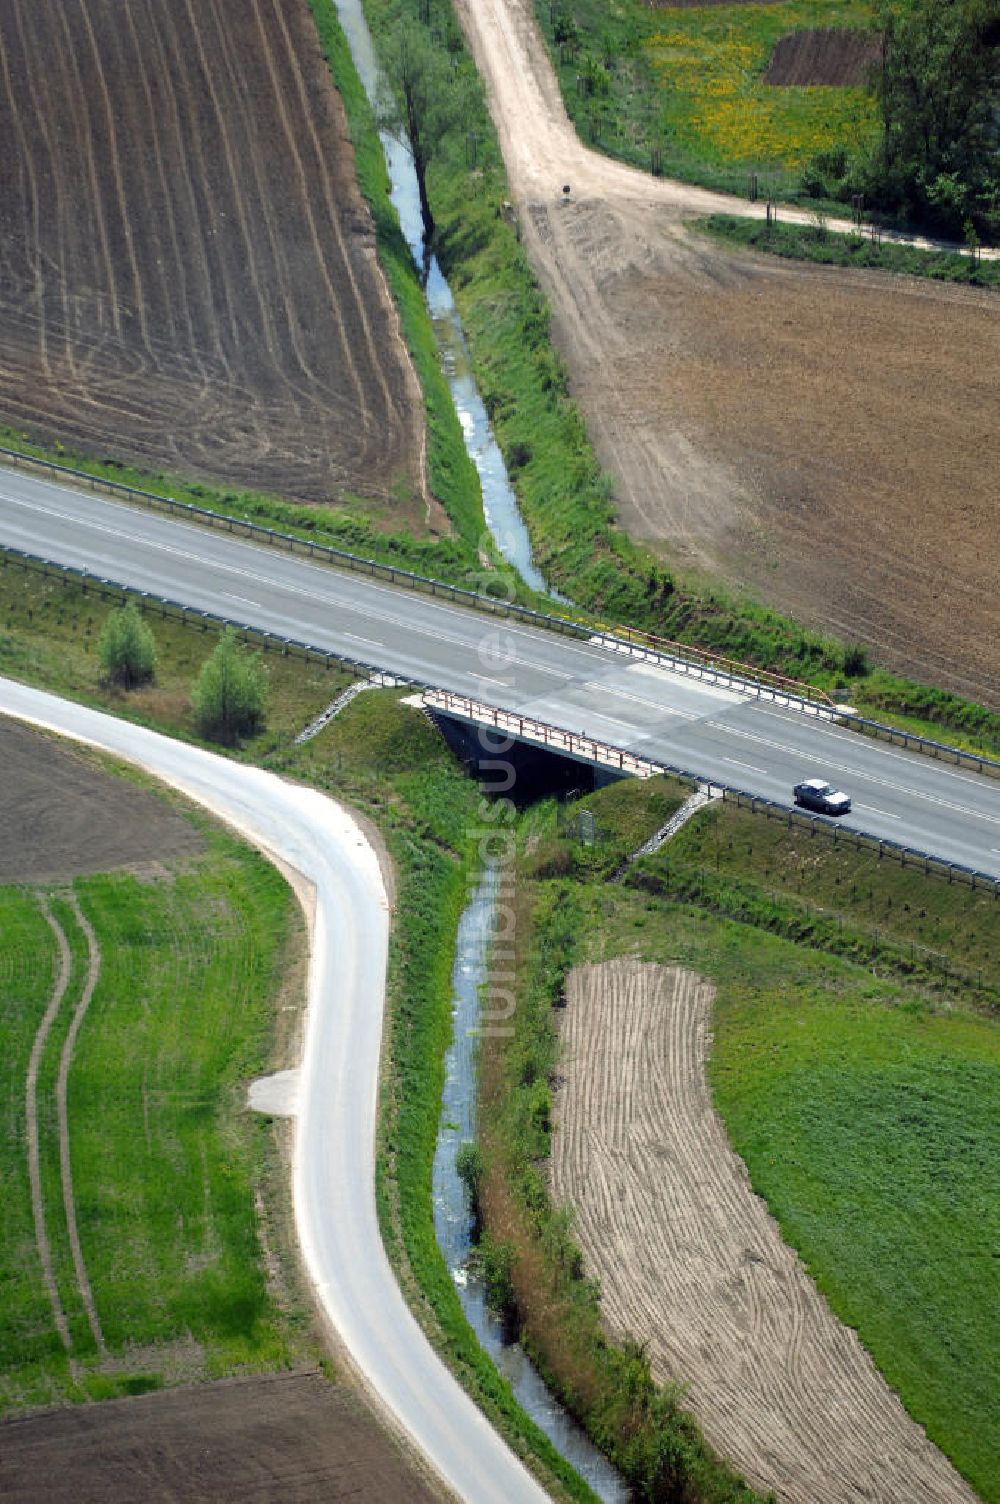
[0,677,550,1504]
[2,471,999,879]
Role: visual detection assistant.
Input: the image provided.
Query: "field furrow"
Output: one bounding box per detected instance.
[551,957,978,1504]
[0,0,424,510]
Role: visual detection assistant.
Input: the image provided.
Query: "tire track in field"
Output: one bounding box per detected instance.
[25,896,72,1353]
[551,958,978,1504]
[0,0,425,510]
[200,0,354,419]
[75,1,156,365]
[48,4,125,344]
[55,894,105,1357]
[266,0,413,450]
[0,14,51,381]
[5,4,74,384]
[244,0,370,425]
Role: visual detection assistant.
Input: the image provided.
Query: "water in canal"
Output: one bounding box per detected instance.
[332,4,623,1492]
[432,865,629,1502]
[333,0,551,597]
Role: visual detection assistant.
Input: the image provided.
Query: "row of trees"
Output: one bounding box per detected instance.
[99,602,266,745]
[804,0,1000,237]
[870,0,1000,235]
[381,0,999,245]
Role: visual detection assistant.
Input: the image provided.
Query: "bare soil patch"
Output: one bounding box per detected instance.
[0,0,427,521]
[0,1370,440,1503]
[0,718,203,884]
[764,29,879,87]
[551,957,977,1504]
[457,0,1000,706]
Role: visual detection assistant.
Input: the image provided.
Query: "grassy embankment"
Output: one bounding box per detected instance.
[354,0,1000,755]
[696,214,1000,286]
[0,0,493,589]
[475,775,1000,1502]
[0,826,309,1410]
[0,560,594,1497]
[532,0,877,201]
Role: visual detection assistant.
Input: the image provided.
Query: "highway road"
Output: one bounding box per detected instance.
[2,465,1000,878]
[0,676,551,1504]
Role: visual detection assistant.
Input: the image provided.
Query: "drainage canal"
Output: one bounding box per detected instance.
[332,5,622,1491]
[432,864,628,1502]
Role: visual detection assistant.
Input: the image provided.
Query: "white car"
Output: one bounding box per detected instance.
[793,778,852,816]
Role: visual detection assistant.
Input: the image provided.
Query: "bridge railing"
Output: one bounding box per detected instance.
[4,445,999,775]
[3,546,998,897]
[423,689,666,778]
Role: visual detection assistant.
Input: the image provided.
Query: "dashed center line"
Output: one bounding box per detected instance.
[722,757,769,775]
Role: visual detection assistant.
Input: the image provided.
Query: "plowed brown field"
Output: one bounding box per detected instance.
[0,718,203,883]
[551,958,977,1504]
[764,29,878,87]
[458,0,1000,706]
[0,1370,441,1503]
[0,0,427,521]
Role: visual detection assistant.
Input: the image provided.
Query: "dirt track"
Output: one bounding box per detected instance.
[551,958,978,1504]
[456,0,1000,704]
[0,0,428,521]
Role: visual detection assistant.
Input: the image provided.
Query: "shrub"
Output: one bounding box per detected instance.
[98,600,156,689]
[842,642,870,677]
[192,628,266,745]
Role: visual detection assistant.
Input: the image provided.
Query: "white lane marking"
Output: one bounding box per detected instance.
[722,757,769,775]
[582,679,700,721]
[706,719,1000,826]
[0,490,746,697]
[343,633,384,649]
[853,804,900,820]
[224,593,260,607]
[755,704,998,796]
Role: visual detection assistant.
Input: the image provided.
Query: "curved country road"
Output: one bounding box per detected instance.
[0,677,551,1504]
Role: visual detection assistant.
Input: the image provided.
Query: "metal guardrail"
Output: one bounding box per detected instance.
[0,548,413,691]
[831,710,1000,780]
[607,621,834,707]
[708,785,1000,895]
[423,689,665,778]
[1,442,980,748]
[4,545,999,900]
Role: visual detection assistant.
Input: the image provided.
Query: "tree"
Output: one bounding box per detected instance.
[869,0,1000,234]
[98,600,156,689]
[192,629,266,745]
[378,20,474,244]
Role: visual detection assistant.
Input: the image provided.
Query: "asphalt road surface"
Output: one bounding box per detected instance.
[0,676,550,1504]
[2,467,999,877]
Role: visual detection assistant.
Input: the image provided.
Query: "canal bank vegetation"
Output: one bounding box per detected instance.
[0,571,595,1497]
[474,774,1000,1502]
[349,0,1000,757]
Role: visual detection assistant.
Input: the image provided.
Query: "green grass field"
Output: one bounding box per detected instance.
[475,776,1000,1500]
[0,829,306,1412]
[535,0,879,199]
